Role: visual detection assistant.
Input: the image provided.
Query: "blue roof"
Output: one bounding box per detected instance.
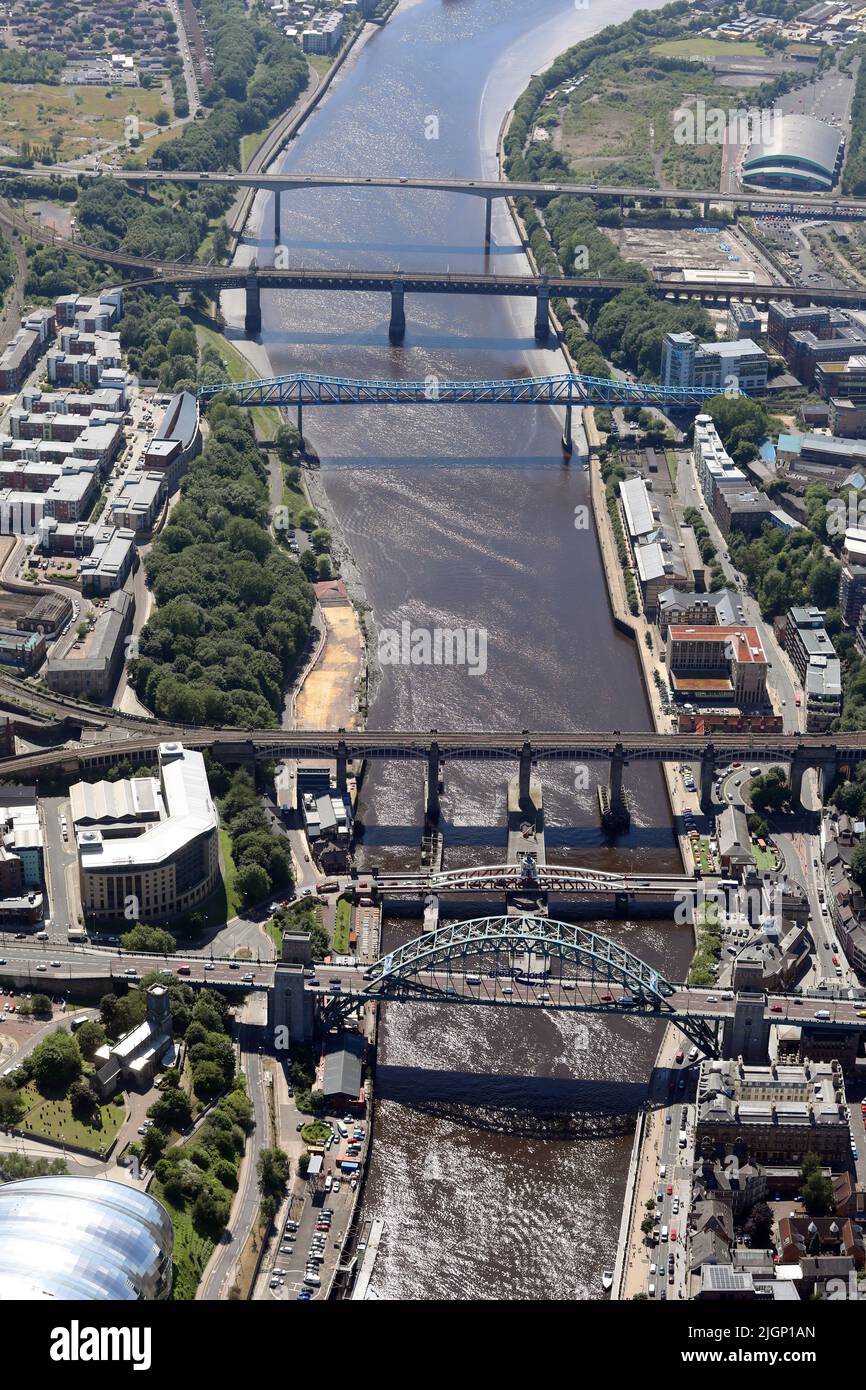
[777,433,802,453]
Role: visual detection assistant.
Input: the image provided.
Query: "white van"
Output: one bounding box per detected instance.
[303,1275,321,1288]
[659,1164,667,1179]
[337,1121,348,1139]
[324,1175,332,1193]
[660,1225,669,1242]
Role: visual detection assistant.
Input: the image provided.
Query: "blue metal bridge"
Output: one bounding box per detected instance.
[196,370,723,409]
[196,371,724,449]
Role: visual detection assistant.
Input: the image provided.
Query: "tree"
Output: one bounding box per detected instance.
[192,1060,225,1101]
[142,1126,168,1164]
[257,1146,290,1196]
[800,1152,835,1216]
[69,1080,98,1122]
[851,840,866,893]
[744,1200,773,1248]
[122,923,177,954]
[192,1184,230,1238]
[235,861,270,906]
[148,1087,192,1131]
[0,1085,24,1126]
[74,1019,107,1062]
[29,994,52,1016]
[30,1030,81,1092]
[750,766,789,815]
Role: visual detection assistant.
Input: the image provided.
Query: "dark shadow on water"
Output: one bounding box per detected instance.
[355,821,678,851]
[243,235,526,260]
[374,1063,647,1138]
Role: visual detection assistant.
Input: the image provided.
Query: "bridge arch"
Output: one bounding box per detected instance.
[361,914,675,1008]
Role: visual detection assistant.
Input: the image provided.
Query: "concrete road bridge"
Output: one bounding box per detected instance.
[10,164,866,241]
[5,729,863,821]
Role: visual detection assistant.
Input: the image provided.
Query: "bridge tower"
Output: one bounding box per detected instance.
[599,741,630,832]
[518,740,533,805]
[721,992,770,1065]
[244,266,262,337]
[534,280,551,341]
[389,280,406,343]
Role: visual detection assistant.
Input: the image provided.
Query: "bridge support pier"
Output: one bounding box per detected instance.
[389,280,406,343]
[789,752,808,810]
[273,189,282,246]
[561,401,573,456]
[244,269,262,337]
[700,745,716,814]
[296,399,303,449]
[534,282,550,341]
[483,196,492,252]
[519,740,533,805]
[336,739,348,796]
[425,740,441,824]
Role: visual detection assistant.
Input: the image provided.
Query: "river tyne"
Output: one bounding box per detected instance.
[238,0,688,1299]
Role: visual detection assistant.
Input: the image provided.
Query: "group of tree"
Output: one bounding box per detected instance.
[184,990,237,1102]
[749,766,790,816]
[130,395,314,727]
[273,896,329,960]
[800,1151,836,1217]
[153,1080,253,1259]
[219,767,293,907]
[0,50,63,84]
[842,39,866,196]
[24,244,115,300]
[76,180,232,263]
[154,0,309,174]
[120,294,203,393]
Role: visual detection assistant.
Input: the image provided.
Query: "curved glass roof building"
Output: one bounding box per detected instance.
[741,114,844,193]
[0,1177,173,1300]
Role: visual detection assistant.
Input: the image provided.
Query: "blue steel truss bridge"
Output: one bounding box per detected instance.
[195,371,726,450]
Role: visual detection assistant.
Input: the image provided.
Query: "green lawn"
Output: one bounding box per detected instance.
[332,898,352,955]
[264,916,283,954]
[665,450,678,492]
[651,37,763,58]
[752,842,777,871]
[17,1082,125,1153]
[219,828,243,922]
[195,325,281,440]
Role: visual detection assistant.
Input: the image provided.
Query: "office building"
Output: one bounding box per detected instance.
[46,588,133,702]
[782,606,842,728]
[696,1058,851,1167]
[661,333,768,393]
[666,624,768,706]
[71,742,220,924]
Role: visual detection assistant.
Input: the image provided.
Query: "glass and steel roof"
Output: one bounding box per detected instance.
[0,1177,173,1300]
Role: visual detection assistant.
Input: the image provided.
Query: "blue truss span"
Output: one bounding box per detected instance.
[195,371,727,409]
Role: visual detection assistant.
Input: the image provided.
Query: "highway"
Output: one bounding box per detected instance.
[0,942,864,1033]
[12,165,866,218]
